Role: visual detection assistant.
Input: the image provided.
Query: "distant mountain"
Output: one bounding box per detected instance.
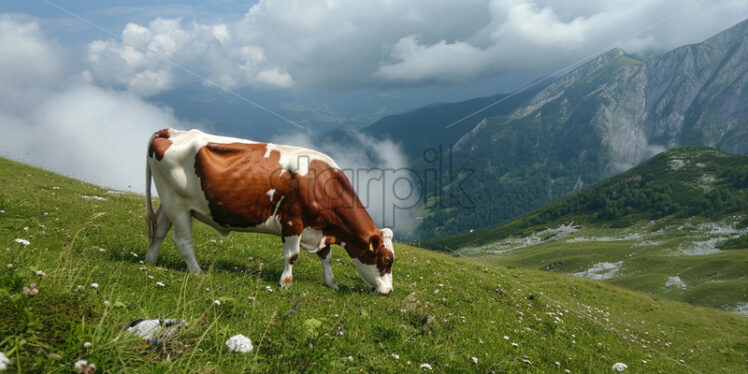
[424,147,748,250]
[421,147,748,314]
[362,85,547,160]
[411,19,748,239]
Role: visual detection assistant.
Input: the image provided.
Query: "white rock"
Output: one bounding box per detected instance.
[0,352,10,371]
[225,334,253,353]
[128,319,185,340]
[612,362,628,372]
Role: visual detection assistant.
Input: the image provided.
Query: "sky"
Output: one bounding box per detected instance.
[0,0,746,231]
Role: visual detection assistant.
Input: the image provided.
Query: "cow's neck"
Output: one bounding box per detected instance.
[332,193,378,249]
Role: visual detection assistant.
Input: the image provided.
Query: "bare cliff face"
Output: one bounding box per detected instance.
[417,19,747,238]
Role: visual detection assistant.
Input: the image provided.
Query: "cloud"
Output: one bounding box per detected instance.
[84,17,293,95]
[78,0,747,92]
[0,15,186,191]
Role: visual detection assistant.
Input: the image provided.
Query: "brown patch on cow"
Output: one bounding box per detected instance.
[282,276,292,285]
[148,129,172,161]
[288,253,298,265]
[194,142,284,228]
[316,245,331,260]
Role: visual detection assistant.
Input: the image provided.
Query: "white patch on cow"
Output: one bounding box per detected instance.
[340,242,346,248]
[266,189,275,202]
[299,227,324,252]
[381,228,395,256]
[288,220,293,227]
[352,258,392,295]
[264,143,339,177]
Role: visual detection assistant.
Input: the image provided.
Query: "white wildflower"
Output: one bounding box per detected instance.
[554,361,561,366]
[265,285,273,292]
[76,285,85,291]
[419,363,432,370]
[471,357,478,364]
[434,289,440,294]
[156,282,165,287]
[90,283,99,290]
[14,239,30,246]
[5,264,12,269]
[214,300,221,306]
[503,335,510,340]
[23,283,39,297]
[225,334,253,353]
[73,360,95,373]
[347,356,353,362]
[521,359,532,365]
[130,251,138,258]
[52,186,59,190]
[23,227,29,231]
[391,353,400,360]
[612,362,628,372]
[103,300,110,306]
[98,248,105,252]
[83,342,92,349]
[0,352,10,371]
[35,270,47,278]
[511,342,518,348]
[248,296,256,302]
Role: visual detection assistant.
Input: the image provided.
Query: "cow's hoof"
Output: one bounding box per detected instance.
[280,276,292,289]
[326,283,339,291]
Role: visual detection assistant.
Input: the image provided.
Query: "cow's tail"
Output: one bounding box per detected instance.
[145,159,157,246]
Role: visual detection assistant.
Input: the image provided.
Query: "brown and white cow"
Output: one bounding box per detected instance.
[145,129,394,294]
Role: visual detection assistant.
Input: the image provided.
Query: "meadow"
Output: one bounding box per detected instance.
[1,157,747,373]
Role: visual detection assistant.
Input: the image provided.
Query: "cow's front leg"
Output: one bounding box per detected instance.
[280,234,301,289]
[316,246,338,290]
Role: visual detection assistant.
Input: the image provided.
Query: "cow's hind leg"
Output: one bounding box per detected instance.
[280,234,301,289]
[146,205,172,264]
[171,213,202,273]
[316,246,338,291]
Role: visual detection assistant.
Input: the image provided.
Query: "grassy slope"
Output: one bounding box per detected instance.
[423,148,748,312]
[1,157,747,373]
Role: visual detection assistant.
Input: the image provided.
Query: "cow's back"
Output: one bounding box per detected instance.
[147,128,341,237]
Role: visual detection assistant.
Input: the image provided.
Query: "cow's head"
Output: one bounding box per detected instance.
[351,228,394,295]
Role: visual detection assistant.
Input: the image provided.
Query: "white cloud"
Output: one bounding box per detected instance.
[76,0,748,92]
[0,15,187,191]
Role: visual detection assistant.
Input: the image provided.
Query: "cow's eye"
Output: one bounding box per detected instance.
[384,258,393,266]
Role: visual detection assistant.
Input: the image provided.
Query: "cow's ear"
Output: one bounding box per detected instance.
[369,234,382,252]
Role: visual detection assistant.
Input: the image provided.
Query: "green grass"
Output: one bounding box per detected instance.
[424,148,748,314]
[1,157,748,373]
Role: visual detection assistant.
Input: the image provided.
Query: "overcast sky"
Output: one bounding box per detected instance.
[0,1,746,223]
